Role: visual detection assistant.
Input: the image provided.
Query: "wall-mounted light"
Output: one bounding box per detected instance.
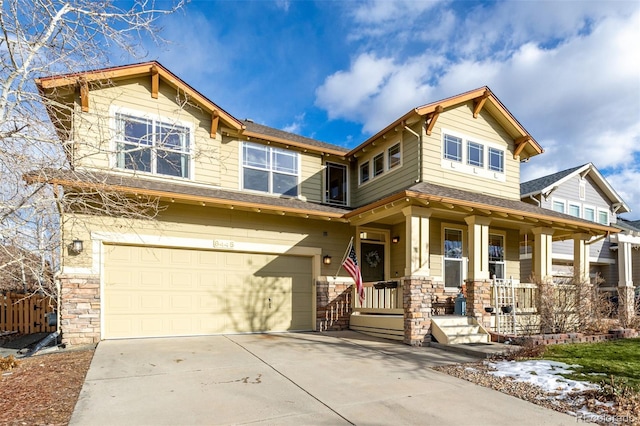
[69,239,84,254]
[323,255,332,265]
[392,236,400,244]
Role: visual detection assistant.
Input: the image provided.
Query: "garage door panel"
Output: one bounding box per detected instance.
[104,245,313,338]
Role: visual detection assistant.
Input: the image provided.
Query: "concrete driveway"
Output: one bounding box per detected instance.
[70,331,575,425]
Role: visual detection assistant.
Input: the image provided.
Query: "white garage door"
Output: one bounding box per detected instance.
[103,245,313,339]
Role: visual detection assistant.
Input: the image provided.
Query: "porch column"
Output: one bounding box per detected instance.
[573,233,591,282]
[402,206,432,277]
[616,235,635,323]
[464,216,492,281]
[532,227,554,283]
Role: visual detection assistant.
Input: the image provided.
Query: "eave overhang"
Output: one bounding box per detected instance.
[24,171,349,223]
[345,188,619,238]
[347,87,544,161]
[35,61,244,132]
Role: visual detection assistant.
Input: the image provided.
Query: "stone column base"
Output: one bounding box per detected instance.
[403,278,433,346]
[618,286,636,326]
[59,274,101,346]
[316,279,352,331]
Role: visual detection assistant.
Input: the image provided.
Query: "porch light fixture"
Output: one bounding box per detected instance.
[392,236,400,244]
[69,239,84,254]
[323,255,332,265]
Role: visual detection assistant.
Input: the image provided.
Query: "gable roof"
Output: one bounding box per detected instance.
[35,61,347,156]
[347,87,543,161]
[36,61,244,131]
[520,163,631,214]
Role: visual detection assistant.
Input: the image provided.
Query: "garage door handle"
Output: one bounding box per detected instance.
[268,298,271,309]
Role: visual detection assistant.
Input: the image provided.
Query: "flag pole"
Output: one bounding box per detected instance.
[333,236,353,279]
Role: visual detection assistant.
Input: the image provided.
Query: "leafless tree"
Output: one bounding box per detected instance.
[0,0,183,297]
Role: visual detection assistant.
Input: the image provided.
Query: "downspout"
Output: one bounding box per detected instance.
[404,123,422,183]
[528,194,541,207]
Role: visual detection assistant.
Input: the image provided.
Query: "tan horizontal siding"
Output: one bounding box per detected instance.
[64,204,354,278]
[74,77,221,186]
[422,103,520,200]
[352,130,419,207]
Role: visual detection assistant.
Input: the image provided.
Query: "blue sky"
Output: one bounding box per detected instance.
[123,0,639,217]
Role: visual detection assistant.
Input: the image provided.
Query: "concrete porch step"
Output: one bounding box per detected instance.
[431,316,490,345]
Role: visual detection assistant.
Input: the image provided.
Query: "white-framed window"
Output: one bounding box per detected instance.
[373,152,384,177]
[489,233,505,280]
[115,112,192,178]
[357,139,403,186]
[325,162,348,206]
[488,147,504,173]
[444,227,465,288]
[443,134,462,162]
[359,162,370,184]
[440,130,506,181]
[568,203,581,218]
[467,141,484,167]
[242,142,299,196]
[583,206,595,222]
[552,199,566,213]
[597,209,609,225]
[388,143,401,170]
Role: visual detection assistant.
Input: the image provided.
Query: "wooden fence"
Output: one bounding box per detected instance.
[1,292,57,334]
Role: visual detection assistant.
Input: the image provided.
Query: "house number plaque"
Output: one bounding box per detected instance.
[213,239,235,249]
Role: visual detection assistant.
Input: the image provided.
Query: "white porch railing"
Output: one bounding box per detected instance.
[353,281,403,314]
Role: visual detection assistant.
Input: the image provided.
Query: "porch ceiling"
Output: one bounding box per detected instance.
[346,182,619,240]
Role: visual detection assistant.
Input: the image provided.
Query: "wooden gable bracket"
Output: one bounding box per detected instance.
[78,79,89,112]
[513,136,531,159]
[150,65,159,99]
[210,110,219,138]
[472,90,490,118]
[425,105,443,136]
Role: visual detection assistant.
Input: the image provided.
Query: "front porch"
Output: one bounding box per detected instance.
[317,186,623,345]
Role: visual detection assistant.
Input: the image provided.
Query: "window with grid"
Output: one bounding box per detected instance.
[488,147,504,172]
[242,142,299,196]
[444,228,464,288]
[115,113,191,178]
[489,234,505,280]
[443,134,462,162]
[467,141,484,167]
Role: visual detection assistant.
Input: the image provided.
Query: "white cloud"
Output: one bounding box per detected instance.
[315,2,640,216]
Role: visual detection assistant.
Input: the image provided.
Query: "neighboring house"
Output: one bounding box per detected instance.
[520,163,637,320]
[33,62,618,346]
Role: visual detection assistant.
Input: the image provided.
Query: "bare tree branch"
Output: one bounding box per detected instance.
[0,0,184,297]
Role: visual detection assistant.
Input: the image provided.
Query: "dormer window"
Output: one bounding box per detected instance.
[242,142,299,196]
[115,113,191,178]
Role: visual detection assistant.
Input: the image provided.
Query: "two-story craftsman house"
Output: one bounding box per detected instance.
[521,164,637,321]
[34,62,619,346]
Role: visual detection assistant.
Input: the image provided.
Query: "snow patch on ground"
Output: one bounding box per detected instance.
[486,359,600,395]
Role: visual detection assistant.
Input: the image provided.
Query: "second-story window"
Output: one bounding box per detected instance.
[443,134,462,162]
[373,153,384,177]
[488,147,504,173]
[598,209,609,225]
[360,162,370,184]
[115,113,191,178]
[467,141,484,167]
[388,143,401,169]
[242,142,299,196]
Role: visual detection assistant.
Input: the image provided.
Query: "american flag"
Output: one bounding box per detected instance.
[343,244,364,306]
